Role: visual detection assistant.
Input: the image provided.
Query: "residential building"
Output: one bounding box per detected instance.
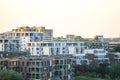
[0,58,29,80]
[2,26,53,52]
[95,35,104,42]
[108,42,120,51]
[4,26,53,42]
[43,29,53,41]
[0,38,20,52]
[26,42,85,56]
[84,49,109,64]
[84,42,108,50]
[114,52,120,63]
[66,34,75,42]
[106,52,120,64]
[0,51,30,58]
[73,54,90,65]
[0,54,75,80]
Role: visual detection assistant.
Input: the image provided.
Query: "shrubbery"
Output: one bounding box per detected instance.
[0,70,22,80]
[75,63,120,80]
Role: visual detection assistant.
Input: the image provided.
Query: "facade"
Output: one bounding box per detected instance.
[73,49,109,65]
[0,38,20,52]
[85,42,108,50]
[0,26,86,56]
[0,54,75,80]
[95,35,104,42]
[114,52,120,63]
[0,58,29,80]
[11,26,53,41]
[106,52,120,64]
[0,33,4,38]
[84,49,109,64]
[4,26,53,41]
[73,54,90,65]
[43,29,53,41]
[26,42,85,55]
[108,42,120,51]
[27,57,51,80]
[1,26,53,52]
[0,51,30,58]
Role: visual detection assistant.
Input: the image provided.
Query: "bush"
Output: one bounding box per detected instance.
[0,70,22,80]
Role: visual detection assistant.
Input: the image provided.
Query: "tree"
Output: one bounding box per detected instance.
[95,63,108,78]
[112,45,120,52]
[75,36,84,41]
[0,70,22,80]
[107,63,120,79]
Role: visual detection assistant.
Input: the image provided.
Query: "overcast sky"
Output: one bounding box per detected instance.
[0,0,120,38]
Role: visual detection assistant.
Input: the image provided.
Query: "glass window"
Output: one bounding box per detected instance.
[36,48,39,50]
[94,50,98,53]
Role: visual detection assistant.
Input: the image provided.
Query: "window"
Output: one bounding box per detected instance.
[22,62,24,66]
[37,52,39,54]
[32,43,35,46]
[25,33,28,36]
[16,33,20,36]
[48,43,52,46]
[30,33,33,36]
[73,43,77,46]
[36,48,39,50]
[94,50,98,54]
[22,33,24,36]
[55,60,59,64]
[76,47,79,54]
[60,60,63,64]
[37,43,39,46]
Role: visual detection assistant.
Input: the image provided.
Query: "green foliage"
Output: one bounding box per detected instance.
[0,70,22,80]
[75,36,84,41]
[106,63,120,79]
[75,71,98,80]
[75,63,120,80]
[112,45,120,52]
[76,75,97,80]
[105,75,111,80]
[94,36,99,41]
[95,63,108,78]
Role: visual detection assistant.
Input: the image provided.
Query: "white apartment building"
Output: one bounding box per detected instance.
[26,42,85,56]
[4,26,53,42]
[0,38,20,52]
[1,26,86,56]
[73,54,90,65]
[71,49,110,65]
[84,49,109,63]
[3,26,53,51]
[4,31,43,41]
[4,31,43,51]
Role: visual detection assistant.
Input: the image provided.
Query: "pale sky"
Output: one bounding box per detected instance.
[0,0,120,38]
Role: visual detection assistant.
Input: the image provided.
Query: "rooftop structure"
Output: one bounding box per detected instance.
[66,34,75,42]
[0,26,53,52]
[4,26,53,42]
[12,26,45,32]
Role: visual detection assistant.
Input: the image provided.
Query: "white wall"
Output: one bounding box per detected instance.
[0,43,3,51]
